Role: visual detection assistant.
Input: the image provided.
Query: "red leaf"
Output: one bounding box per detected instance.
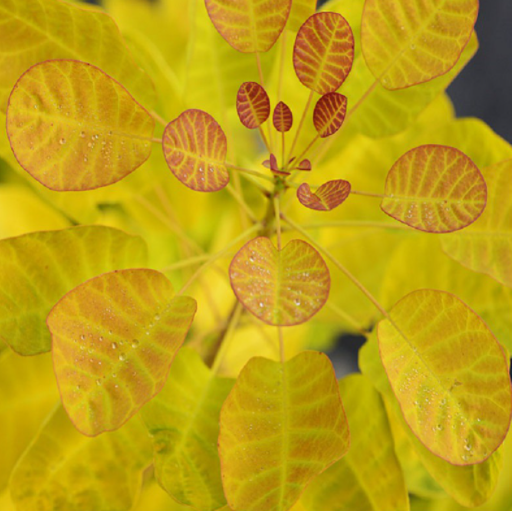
[236,82,271,129]
[313,93,348,138]
[297,159,312,171]
[297,180,351,211]
[273,101,294,132]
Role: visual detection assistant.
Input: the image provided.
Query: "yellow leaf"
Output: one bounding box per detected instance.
[287,0,317,32]
[301,373,409,511]
[10,406,152,511]
[378,289,512,465]
[0,351,59,490]
[361,0,478,90]
[441,159,512,289]
[0,0,155,111]
[48,269,197,436]
[218,351,349,511]
[132,479,192,511]
[0,225,147,355]
[142,348,234,511]
[7,60,155,191]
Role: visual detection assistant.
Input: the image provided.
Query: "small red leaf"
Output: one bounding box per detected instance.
[262,159,271,169]
[269,154,279,172]
[236,82,271,129]
[294,12,354,94]
[297,180,351,211]
[163,109,229,193]
[297,159,312,171]
[313,93,348,138]
[273,101,294,132]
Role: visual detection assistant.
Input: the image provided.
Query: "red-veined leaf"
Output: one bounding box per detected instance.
[237,82,271,129]
[378,289,512,465]
[293,12,355,94]
[268,153,290,176]
[6,60,154,191]
[297,180,351,211]
[297,159,312,171]
[362,0,479,90]
[313,92,348,138]
[273,101,293,132]
[48,269,197,436]
[218,351,349,511]
[381,145,487,233]
[229,237,330,326]
[205,0,292,53]
[163,109,230,192]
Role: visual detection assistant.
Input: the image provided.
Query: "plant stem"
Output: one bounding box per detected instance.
[287,90,314,164]
[226,183,259,223]
[351,189,386,199]
[150,110,168,128]
[293,133,320,168]
[160,253,212,273]
[301,220,410,231]
[278,326,285,363]
[277,31,287,103]
[151,137,163,144]
[210,302,243,374]
[227,164,274,182]
[274,196,282,249]
[255,52,274,152]
[325,302,370,337]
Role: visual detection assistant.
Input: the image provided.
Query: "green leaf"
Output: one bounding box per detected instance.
[48,268,197,436]
[142,348,234,511]
[0,225,147,356]
[10,406,152,511]
[218,351,350,511]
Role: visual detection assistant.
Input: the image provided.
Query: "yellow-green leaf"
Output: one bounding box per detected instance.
[142,348,234,511]
[381,145,487,233]
[0,351,59,490]
[10,406,152,511]
[219,351,349,511]
[0,225,147,356]
[205,0,292,53]
[287,0,317,32]
[229,237,330,326]
[361,0,478,90]
[378,289,512,465]
[441,159,512,289]
[48,269,197,436]
[301,374,409,511]
[6,60,154,191]
[0,0,155,112]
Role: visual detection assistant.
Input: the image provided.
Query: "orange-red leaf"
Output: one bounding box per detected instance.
[273,101,293,132]
[313,93,347,138]
[48,269,197,436]
[381,145,487,233]
[6,60,154,191]
[163,109,230,192]
[293,12,354,94]
[205,0,292,53]
[237,82,271,129]
[229,237,330,326]
[297,159,312,171]
[218,351,350,511]
[362,0,479,90]
[297,180,351,211]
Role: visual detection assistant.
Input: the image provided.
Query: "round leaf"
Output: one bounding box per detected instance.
[362,0,479,90]
[48,269,197,436]
[163,109,230,192]
[273,101,293,133]
[219,351,350,511]
[236,82,271,129]
[378,289,512,465]
[297,180,351,211]
[293,12,354,94]
[205,0,292,53]
[6,59,155,191]
[381,145,487,233]
[229,237,330,326]
[313,92,348,138]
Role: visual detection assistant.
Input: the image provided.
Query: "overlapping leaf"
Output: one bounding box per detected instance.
[142,348,234,511]
[237,82,271,129]
[287,0,318,32]
[273,102,294,132]
[0,0,155,112]
[441,160,512,289]
[6,60,155,191]
[378,289,512,465]
[10,406,152,511]
[313,93,347,137]
[361,0,479,90]
[297,180,351,211]
[48,269,197,436]
[381,145,487,233]
[301,374,409,511]
[0,225,147,356]
[229,237,330,326]
[205,0,292,53]
[163,109,230,192]
[293,12,354,94]
[218,351,350,511]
